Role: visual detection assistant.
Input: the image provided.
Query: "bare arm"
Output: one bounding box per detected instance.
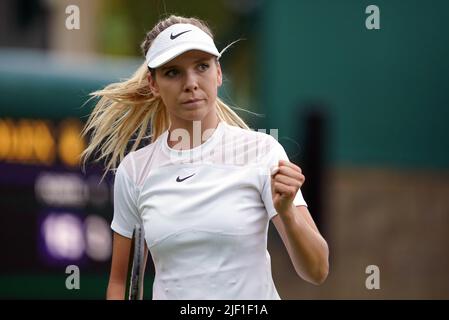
[106,232,148,300]
[270,160,329,285]
[272,205,329,285]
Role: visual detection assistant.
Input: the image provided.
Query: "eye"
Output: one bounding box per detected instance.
[198,63,210,72]
[164,68,179,78]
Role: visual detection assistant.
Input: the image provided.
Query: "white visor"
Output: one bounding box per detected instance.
[145,23,221,69]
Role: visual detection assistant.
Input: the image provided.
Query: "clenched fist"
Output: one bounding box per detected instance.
[271,160,305,215]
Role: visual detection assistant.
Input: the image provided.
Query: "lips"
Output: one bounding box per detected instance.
[182,98,204,104]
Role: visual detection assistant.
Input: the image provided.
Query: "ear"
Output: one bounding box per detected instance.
[147,72,160,97]
[216,61,223,87]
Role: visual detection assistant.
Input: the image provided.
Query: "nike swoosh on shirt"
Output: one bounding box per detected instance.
[170,30,191,40]
[176,173,195,182]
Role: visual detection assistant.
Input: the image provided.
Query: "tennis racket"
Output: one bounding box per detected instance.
[127,223,145,300]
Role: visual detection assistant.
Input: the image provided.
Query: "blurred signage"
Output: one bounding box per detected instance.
[0,117,85,167]
[0,117,113,272]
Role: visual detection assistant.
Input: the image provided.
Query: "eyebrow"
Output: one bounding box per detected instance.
[160,65,175,72]
[160,58,211,71]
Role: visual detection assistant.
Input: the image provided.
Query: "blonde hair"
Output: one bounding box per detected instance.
[81,15,250,178]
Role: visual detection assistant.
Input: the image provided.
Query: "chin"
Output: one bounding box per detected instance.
[178,107,212,122]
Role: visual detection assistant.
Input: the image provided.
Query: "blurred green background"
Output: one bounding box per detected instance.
[0,0,448,299]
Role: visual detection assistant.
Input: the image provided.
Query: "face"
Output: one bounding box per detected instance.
[148,50,222,128]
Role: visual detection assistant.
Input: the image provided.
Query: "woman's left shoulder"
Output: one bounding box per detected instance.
[224,123,274,143]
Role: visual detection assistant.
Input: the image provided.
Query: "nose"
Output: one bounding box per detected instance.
[183,70,198,92]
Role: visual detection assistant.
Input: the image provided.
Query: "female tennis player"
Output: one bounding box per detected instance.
[81,15,329,300]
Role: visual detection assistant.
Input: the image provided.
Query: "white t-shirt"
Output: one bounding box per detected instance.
[111,121,307,300]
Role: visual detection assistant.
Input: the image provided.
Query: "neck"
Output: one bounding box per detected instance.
[167,114,220,150]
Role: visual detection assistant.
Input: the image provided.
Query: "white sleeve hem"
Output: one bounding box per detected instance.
[268,211,278,220]
[111,221,133,239]
[268,202,309,221]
